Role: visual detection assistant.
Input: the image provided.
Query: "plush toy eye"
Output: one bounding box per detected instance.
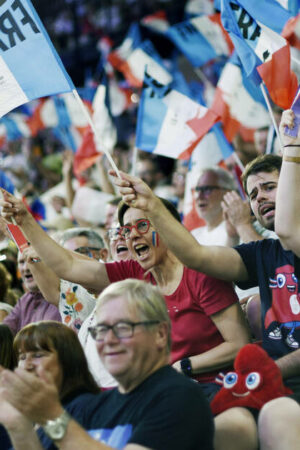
[245,372,261,390]
[224,372,238,389]
[292,273,298,284]
[276,274,286,288]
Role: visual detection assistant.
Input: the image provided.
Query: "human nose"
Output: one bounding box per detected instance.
[19,355,35,371]
[256,189,266,203]
[128,224,139,239]
[103,327,120,343]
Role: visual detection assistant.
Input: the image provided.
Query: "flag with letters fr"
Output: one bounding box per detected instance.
[221,0,298,109]
[0,0,74,118]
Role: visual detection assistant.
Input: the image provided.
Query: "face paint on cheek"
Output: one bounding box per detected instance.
[152,231,159,247]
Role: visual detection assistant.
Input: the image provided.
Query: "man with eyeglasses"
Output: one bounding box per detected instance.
[0,279,214,450]
[191,167,239,247]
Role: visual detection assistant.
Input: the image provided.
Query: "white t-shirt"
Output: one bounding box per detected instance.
[191,221,229,246]
[59,280,117,389]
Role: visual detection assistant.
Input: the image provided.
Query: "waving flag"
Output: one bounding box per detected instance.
[116,40,172,88]
[140,10,170,35]
[167,13,233,67]
[108,22,141,71]
[73,74,117,176]
[136,72,219,159]
[211,55,271,141]
[184,0,215,17]
[0,113,31,141]
[221,0,298,109]
[0,0,74,118]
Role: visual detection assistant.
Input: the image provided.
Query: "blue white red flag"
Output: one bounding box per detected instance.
[0,113,31,141]
[211,54,270,141]
[167,13,233,67]
[136,72,219,159]
[221,0,298,108]
[0,170,15,194]
[184,0,215,18]
[116,40,172,88]
[108,22,141,71]
[0,0,74,118]
[140,10,170,35]
[237,0,293,34]
[73,73,117,176]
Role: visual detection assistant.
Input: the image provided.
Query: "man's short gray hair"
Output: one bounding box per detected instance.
[58,227,105,249]
[198,167,237,191]
[96,279,172,353]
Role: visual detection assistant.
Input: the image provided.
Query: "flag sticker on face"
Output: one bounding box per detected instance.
[0,0,74,118]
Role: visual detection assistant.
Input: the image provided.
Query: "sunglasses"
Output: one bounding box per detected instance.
[119,219,150,239]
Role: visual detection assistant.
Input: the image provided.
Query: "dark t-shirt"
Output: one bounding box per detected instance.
[235,239,300,359]
[37,390,101,450]
[84,365,214,450]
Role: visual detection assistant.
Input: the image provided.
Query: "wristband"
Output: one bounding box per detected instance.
[283,155,300,163]
[180,358,193,377]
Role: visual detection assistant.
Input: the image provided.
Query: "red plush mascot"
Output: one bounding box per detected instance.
[211,344,293,416]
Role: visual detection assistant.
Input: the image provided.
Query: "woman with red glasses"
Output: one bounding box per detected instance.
[0,190,250,400]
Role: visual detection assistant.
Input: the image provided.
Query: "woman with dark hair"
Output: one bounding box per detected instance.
[0,324,16,449]
[0,320,101,450]
[0,324,16,369]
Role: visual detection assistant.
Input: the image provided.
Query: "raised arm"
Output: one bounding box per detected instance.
[275,109,300,256]
[0,190,110,292]
[22,246,60,307]
[111,171,248,283]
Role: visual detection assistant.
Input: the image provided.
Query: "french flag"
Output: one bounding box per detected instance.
[0,0,74,118]
[115,39,172,88]
[221,0,298,109]
[167,12,234,67]
[0,113,31,141]
[211,54,271,141]
[73,76,117,177]
[140,10,170,35]
[184,0,215,18]
[108,22,142,72]
[136,72,219,160]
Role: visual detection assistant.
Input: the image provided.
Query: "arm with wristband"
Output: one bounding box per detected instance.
[275,109,300,256]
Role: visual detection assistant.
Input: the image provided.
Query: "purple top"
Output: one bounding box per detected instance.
[3,291,61,335]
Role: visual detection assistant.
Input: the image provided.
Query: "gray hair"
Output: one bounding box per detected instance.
[96,279,171,353]
[198,167,237,191]
[58,227,105,249]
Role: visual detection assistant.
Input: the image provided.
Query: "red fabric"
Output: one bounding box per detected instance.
[105,259,238,383]
[282,14,300,50]
[211,344,293,416]
[211,88,241,142]
[73,126,101,177]
[209,12,234,55]
[257,45,298,110]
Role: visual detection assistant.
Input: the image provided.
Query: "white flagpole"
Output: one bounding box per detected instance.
[232,151,244,173]
[260,83,283,153]
[72,89,121,178]
[130,146,138,176]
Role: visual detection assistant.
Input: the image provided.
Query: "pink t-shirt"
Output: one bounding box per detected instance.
[105,260,238,383]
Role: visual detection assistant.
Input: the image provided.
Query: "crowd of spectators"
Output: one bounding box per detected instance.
[0,1,299,449]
